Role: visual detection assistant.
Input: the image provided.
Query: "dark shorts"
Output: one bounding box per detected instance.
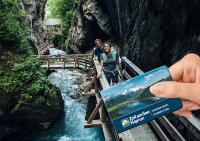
[104,71,119,85]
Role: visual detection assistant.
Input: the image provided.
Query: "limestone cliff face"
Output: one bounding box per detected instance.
[21,0,47,48]
[110,0,200,71]
[71,0,200,71]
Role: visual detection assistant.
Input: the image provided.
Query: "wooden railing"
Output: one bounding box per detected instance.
[81,56,200,141]
[37,43,54,56]
[83,57,159,141]
[121,57,200,141]
[39,54,93,70]
[46,31,63,35]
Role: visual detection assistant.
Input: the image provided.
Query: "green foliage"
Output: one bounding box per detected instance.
[20,94,33,102]
[35,96,46,104]
[0,52,61,106]
[0,0,62,108]
[46,0,76,36]
[0,0,31,54]
[52,35,65,50]
[65,26,75,53]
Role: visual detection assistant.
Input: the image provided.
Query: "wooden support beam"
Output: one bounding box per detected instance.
[87,99,103,124]
[84,120,102,128]
[83,76,95,93]
[82,91,96,97]
[85,77,94,81]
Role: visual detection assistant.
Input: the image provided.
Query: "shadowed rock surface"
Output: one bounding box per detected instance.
[70,0,200,71]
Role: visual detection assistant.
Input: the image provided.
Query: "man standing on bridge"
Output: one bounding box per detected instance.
[93,39,104,61]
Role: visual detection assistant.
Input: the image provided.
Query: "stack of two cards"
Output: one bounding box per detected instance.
[100,66,182,133]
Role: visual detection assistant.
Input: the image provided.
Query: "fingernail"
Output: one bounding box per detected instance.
[150,83,164,96]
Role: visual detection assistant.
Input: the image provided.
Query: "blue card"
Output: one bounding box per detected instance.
[100,66,182,133]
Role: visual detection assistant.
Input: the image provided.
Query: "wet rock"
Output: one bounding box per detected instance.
[0,97,64,140]
[69,92,81,99]
[79,81,91,90]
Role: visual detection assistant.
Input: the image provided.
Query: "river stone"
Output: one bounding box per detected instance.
[69,92,81,99]
[70,85,79,89]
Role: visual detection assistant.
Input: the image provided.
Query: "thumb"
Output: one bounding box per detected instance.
[150,81,200,105]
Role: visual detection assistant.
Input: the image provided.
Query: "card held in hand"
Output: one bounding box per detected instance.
[100,66,182,133]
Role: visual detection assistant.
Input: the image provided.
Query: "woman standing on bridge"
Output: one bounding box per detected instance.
[98,42,121,85]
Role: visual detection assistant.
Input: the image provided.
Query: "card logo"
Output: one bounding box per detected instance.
[121,118,131,127]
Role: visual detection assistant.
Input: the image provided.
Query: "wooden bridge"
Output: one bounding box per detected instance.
[39,54,93,70]
[37,53,200,141]
[37,43,54,56]
[43,19,63,36]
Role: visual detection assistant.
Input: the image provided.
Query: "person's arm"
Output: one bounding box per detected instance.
[150,53,200,118]
[93,55,96,60]
[97,56,104,78]
[100,60,103,72]
[93,48,96,60]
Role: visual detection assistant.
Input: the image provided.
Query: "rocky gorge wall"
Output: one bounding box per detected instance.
[0,0,63,140]
[70,0,200,71]
[21,0,47,51]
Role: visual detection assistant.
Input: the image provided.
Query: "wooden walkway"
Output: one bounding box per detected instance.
[37,43,54,56]
[82,58,158,141]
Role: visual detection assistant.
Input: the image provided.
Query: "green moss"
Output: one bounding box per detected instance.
[10,102,22,113]
[35,96,46,104]
[20,93,32,102]
[46,0,76,50]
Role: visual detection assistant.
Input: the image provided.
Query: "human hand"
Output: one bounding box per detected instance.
[150,53,200,118]
[97,72,102,78]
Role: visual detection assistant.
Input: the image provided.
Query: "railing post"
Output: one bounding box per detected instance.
[77,57,79,68]
[47,60,50,69]
[63,58,66,69]
[84,59,87,70]
[74,55,77,68]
